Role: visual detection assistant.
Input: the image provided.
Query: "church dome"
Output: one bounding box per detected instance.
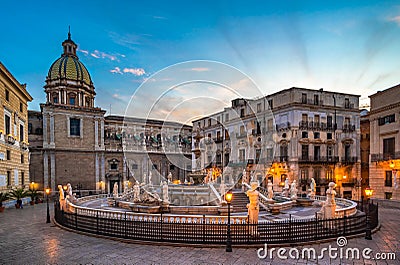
[48,55,92,85]
[46,32,92,86]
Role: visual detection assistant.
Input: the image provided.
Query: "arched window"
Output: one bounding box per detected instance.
[69,93,76,105]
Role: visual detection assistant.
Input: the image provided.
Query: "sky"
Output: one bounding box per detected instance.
[1,0,400,123]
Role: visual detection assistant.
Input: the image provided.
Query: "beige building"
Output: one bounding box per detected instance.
[29,33,192,194]
[0,62,33,191]
[192,87,361,199]
[369,85,400,200]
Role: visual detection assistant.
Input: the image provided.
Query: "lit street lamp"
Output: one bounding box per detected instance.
[45,188,51,223]
[364,186,373,240]
[225,190,233,252]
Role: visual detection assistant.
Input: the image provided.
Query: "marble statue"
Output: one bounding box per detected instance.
[290,180,298,200]
[309,177,316,199]
[219,182,226,203]
[148,171,152,185]
[124,181,129,193]
[283,177,290,197]
[58,185,65,211]
[143,173,147,184]
[133,181,140,202]
[267,180,273,199]
[246,181,260,224]
[66,183,73,197]
[318,182,337,219]
[190,177,194,184]
[167,172,173,183]
[162,181,169,203]
[113,182,118,198]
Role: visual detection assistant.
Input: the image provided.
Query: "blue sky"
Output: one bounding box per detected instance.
[1,1,400,121]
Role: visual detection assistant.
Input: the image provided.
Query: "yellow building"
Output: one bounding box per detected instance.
[0,62,33,191]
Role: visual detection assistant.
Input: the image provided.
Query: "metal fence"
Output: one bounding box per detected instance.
[54,201,378,245]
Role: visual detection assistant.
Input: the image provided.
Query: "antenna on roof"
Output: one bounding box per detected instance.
[68,25,71,40]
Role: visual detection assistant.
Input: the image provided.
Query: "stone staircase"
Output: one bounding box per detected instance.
[230,189,250,213]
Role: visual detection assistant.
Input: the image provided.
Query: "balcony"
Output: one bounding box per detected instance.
[341,156,358,164]
[6,135,15,145]
[371,152,400,162]
[279,156,289,162]
[302,99,324,106]
[213,137,223,143]
[342,124,355,133]
[298,156,339,163]
[298,121,336,131]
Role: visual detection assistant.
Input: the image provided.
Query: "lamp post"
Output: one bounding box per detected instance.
[225,190,233,252]
[364,186,373,240]
[45,188,51,223]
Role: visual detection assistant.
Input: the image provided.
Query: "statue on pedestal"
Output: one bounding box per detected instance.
[58,185,65,211]
[148,171,153,185]
[167,172,172,183]
[133,181,141,202]
[113,182,119,198]
[290,180,298,200]
[162,181,169,203]
[267,180,273,199]
[246,181,260,224]
[309,177,316,199]
[283,177,290,197]
[318,182,337,219]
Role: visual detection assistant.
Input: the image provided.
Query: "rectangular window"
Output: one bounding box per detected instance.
[255,149,261,163]
[314,115,320,123]
[327,132,332,139]
[6,150,11,160]
[383,137,395,158]
[216,154,221,164]
[208,119,211,126]
[314,168,321,183]
[314,146,320,160]
[302,114,308,122]
[224,153,230,166]
[327,116,333,128]
[239,149,245,162]
[7,171,11,186]
[300,168,308,181]
[257,103,261,113]
[69,97,75,105]
[21,171,24,186]
[385,171,392,187]
[20,124,24,142]
[225,113,229,122]
[385,192,392,200]
[266,148,273,159]
[131,164,138,170]
[301,93,307,103]
[326,169,334,182]
[302,131,308,138]
[20,102,23,113]
[345,98,350,109]
[5,90,9,101]
[53,97,59,104]
[5,114,11,135]
[378,114,395,126]
[268,99,273,109]
[240,108,245,118]
[216,131,221,141]
[28,123,32,134]
[169,165,175,170]
[314,95,319,105]
[302,145,309,160]
[314,132,320,139]
[267,119,273,131]
[327,146,333,159]
[239,125,245,135]
[70,118,81,136]
[21,154,24,164]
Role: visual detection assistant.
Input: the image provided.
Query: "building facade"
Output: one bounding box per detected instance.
[192,87,361,199]
[0,62,33,191]
[29,33,192,194]
[369,85,400,200]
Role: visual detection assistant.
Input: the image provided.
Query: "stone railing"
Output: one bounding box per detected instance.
[313,195,358,217]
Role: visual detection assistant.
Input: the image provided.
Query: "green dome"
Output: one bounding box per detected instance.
[48,55,92,85]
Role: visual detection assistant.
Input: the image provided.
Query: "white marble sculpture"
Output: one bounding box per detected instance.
[267,180,273,199]
[246,181,260,224]
[133,181,140,202]
[113,182,118,198]
[58,185,65,211]
[290,180,298,200]
[219,182,226,203]
[66,183,73,197]
[167,172,172,183]
[283,177,290,197]
[309,177,316,199]
[162,181,169,203]
[143,173,147,184]
[318,182,337,219]
[124,181,129,193]
[148,171,152,185]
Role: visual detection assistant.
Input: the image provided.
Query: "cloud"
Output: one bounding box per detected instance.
[91,50,118,61]
[110,67,123,74]
[185,67,210,72]
[388,15,400,25]
[90,53,100,58]
[78,48,89,55]
[123,68,146,76]
[153,16,167,20]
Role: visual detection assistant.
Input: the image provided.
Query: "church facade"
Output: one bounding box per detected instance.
[29,33,192,194]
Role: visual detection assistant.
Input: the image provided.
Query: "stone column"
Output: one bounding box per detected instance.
[95,152,99,190]
[43,114,48,145]
[100,119,105,148]
[50,152,55,191]
[43,151,48,188]
[49,114,55,147]
[94,119,99,148]
[101,153,105,192]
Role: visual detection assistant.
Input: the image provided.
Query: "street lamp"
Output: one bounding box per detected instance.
[225,190,233,252]
[364,186,374,240]
[45,188,51,223]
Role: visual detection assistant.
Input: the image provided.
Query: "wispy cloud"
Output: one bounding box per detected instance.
[123,68,146,76]
[153,16,167,20]
[388,15,400,26]
[78,48,89,55]
[91,50,118,61]
[109,31,146,50]
[110,67,146,76]
[110,67,123,74]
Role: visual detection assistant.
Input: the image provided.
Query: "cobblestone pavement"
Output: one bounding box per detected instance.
[0,202,399,265]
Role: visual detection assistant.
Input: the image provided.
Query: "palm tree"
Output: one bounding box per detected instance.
[9,188,29,208]
[27,188,39,205]
[0,192,10,211]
